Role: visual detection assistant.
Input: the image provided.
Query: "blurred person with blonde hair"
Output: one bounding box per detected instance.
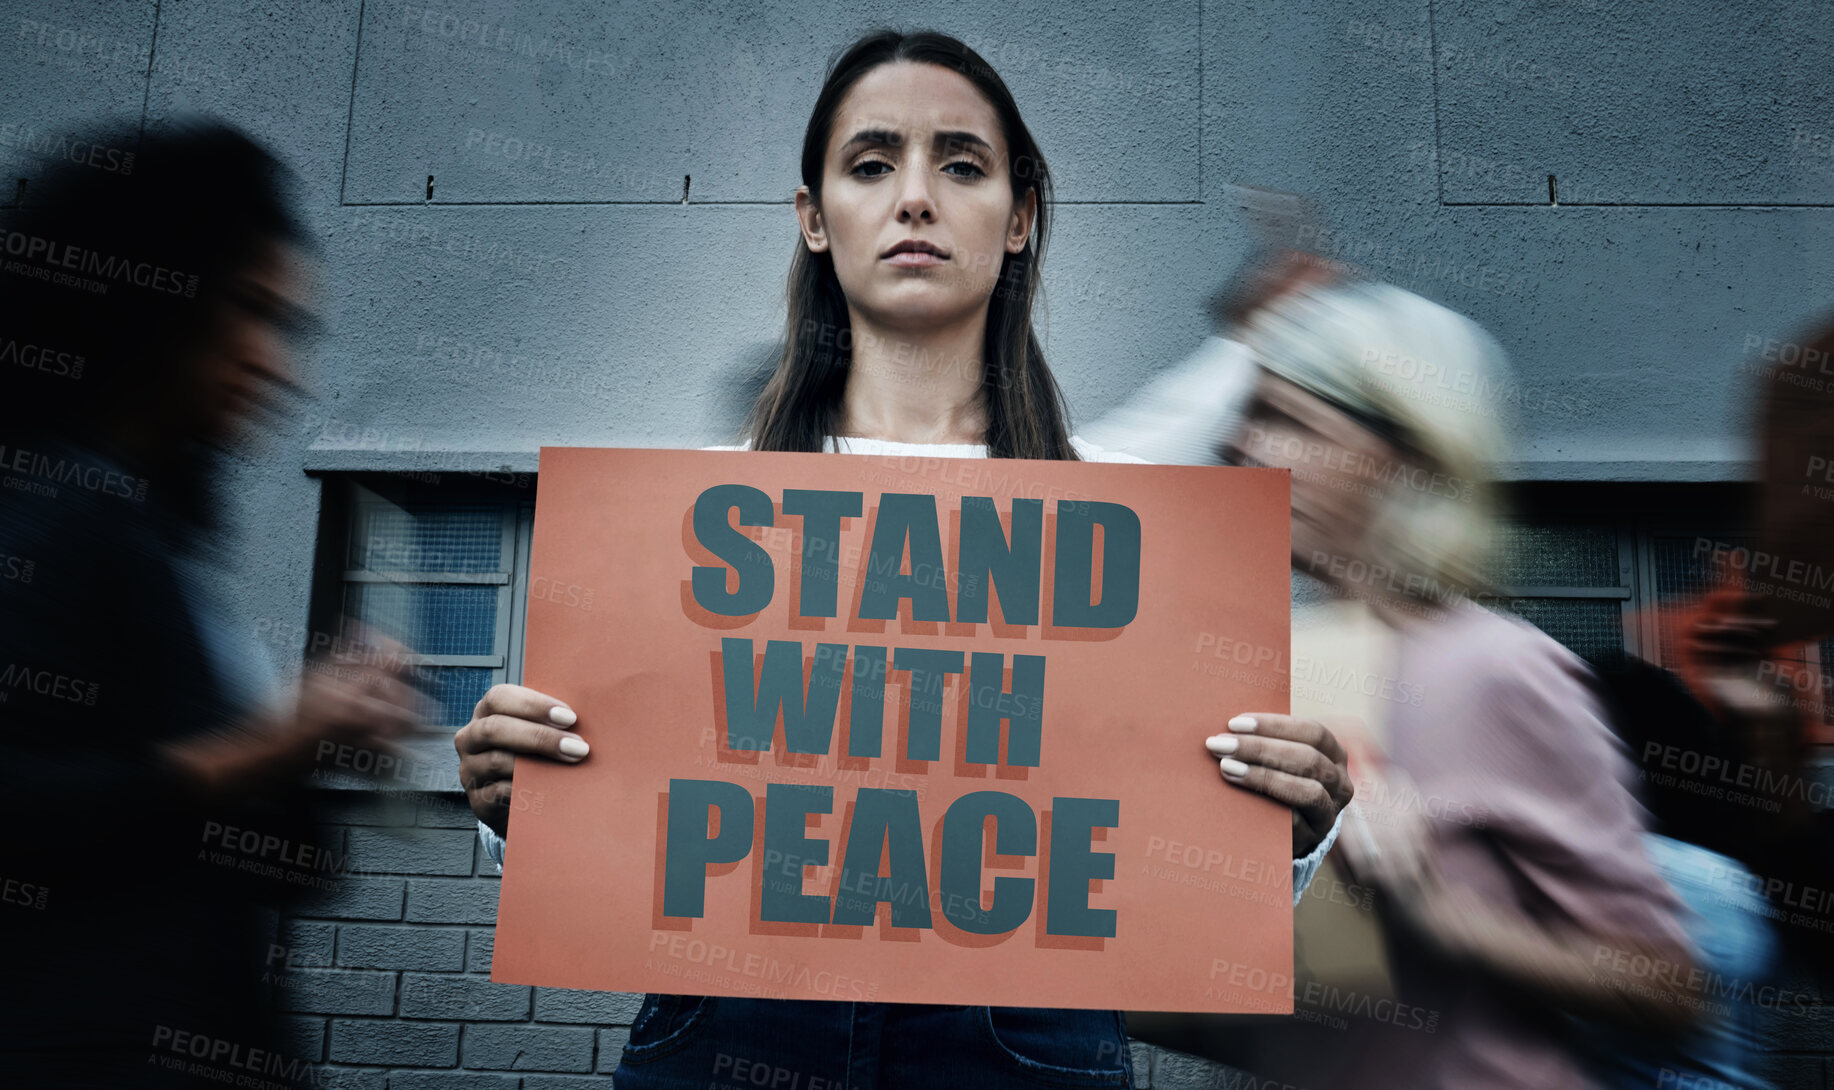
[1212,279,1745,1089]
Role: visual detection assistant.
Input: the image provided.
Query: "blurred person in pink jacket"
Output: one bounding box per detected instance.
[1220,280,1723,1090]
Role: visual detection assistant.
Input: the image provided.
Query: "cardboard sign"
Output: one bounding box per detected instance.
[492,448,1293,1012]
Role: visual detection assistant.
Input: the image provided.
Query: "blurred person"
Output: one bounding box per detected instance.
[1215,280,1724,1090]
[1682,309,1834,971]
[454,28,1354,1088]
[1566,309,1834,1089]
[1572,308,1834,1086]
[0,118,420,1087]
[1584,647,1782,1090]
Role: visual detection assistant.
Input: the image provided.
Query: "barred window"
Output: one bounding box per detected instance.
[1482,521,1630,666]
[1483,485,1831,746]
[306,474,535,789]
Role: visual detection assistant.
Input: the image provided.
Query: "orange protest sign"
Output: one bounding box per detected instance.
[492,447,1293,1012]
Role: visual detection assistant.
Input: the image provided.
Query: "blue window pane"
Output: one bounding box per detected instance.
[420,666,494,728]
[346,583,498,655]
[350,503,504,573]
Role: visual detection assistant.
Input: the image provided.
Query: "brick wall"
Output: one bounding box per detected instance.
[277,791,636,1089]
[280,787,1830,1089]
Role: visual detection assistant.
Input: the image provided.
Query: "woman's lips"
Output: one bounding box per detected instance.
[884,251,947,268]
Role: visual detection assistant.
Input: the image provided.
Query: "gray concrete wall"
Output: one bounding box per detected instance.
[8,0,1832,670]
[4,2,1831,1085]
[8,0,1833,676]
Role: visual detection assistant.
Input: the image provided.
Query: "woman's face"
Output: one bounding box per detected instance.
[185,240,316,446]
[1234,370,1398,578]
[796,61,1036,333]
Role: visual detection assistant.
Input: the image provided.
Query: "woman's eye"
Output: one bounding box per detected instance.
[851,159,892,178]
[944,160,985,178]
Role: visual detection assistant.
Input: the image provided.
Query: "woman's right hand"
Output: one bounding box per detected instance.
[454,684,587,838]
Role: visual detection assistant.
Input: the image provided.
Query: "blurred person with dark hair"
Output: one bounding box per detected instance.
[1684,310,1834,969]
[1213,280,1742,1089]
[0,118,419,1087]
[1579,307,1834,1084]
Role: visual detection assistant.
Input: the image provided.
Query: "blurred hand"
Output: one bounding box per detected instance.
[1335,776,1434,896]
[290,649,422,753]
[1205,713,1353,857]
[165,633,422,793]
[453,683,585,839]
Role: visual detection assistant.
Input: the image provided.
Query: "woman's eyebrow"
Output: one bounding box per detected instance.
[837,128,993,157]
[931,130,993,156]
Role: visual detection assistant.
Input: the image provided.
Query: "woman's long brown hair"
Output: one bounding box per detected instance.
[744,29,1080,460]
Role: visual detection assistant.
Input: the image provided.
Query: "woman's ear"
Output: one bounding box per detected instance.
[794,186,829,253]
[1006,187,1038,254]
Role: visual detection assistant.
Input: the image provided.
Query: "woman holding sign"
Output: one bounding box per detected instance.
[454,28,1352,1087]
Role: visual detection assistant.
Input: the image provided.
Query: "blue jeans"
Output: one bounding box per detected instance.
[611,997,1135,1089]
[1582,834,1778,1090]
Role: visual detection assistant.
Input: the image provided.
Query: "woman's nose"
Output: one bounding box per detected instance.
[895,163,937,221]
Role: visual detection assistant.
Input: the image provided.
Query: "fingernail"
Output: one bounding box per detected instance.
[550,706,578,727]
[1220,757,1250,779]
[558,735,589,758]
[1227,715,1257,732]
[1205,734,1239,755]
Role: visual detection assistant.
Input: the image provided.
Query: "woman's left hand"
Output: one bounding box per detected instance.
[1205,713,1353,858]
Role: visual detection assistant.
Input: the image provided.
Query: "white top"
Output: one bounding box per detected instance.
[702,433,1150,462]
[478,434,1342,906]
